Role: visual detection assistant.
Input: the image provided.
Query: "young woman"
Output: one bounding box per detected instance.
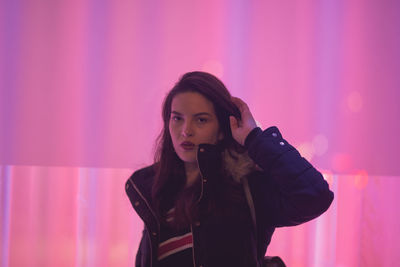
[126,71,334,267]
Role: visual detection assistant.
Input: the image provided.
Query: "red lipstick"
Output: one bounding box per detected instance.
[180,141,195,150]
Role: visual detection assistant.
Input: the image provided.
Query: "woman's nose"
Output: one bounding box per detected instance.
[182,123,194,137]
[182,130,193,137]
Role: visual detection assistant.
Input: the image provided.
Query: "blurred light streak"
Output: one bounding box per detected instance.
[312,134,329,156]
[75,168,85,267]
[313,174,338,267]
[0,166,12,267]
[224,0,250,95]
[313,0,343,174]
[88,169,99,265]
[82,0,111,167]
[1,0,21,164]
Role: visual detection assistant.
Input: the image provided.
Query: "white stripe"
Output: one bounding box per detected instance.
[159,232,192,247]
[158,243,193,260]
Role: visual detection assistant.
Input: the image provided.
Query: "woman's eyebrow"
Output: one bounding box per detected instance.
[171,111,212,117]
[194,112,212,117]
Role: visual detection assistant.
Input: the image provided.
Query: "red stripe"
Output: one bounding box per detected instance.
[158,234,193,258]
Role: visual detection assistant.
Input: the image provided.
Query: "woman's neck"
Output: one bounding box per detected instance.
[184,162,200,187]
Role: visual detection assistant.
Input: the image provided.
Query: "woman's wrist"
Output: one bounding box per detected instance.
[244,127,262,148]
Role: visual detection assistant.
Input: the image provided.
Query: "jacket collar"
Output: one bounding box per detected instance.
[129,143,257,205]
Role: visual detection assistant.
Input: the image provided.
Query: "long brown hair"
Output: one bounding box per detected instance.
[152,71,245,228]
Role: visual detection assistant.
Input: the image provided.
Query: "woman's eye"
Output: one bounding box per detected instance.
[198,117,208,123]
[171,116,182,121]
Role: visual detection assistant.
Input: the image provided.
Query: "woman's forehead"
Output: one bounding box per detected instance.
[171,92,216,115]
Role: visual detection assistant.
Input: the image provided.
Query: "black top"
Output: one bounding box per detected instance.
[158,209,194,267]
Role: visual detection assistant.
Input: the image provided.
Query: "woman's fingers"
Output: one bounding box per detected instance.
[230,96,258,145]
[231,96,248,114]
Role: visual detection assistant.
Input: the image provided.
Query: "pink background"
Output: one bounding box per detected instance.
[1,0,399,266]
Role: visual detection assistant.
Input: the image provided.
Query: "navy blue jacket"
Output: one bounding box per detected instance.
[125,126,334,267]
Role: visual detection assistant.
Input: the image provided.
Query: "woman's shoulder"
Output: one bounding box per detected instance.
[131,164,157,179]
[126,164,157,191]
[125,164,157,213]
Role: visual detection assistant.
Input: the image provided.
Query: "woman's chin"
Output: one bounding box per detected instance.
[179,156,197,166]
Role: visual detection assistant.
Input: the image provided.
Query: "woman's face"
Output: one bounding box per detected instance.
[169,92,223,165]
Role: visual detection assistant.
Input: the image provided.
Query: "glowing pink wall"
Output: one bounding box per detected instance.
[1,0,399,266]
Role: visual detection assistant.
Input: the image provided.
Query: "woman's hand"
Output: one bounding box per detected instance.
[229,97,258,146]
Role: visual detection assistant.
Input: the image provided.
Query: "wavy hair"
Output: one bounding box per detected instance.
[152,71,246,229]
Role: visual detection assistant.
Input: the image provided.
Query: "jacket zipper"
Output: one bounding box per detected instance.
[196,159,205,204]
[190,224,197,267]
[191,155,208,266]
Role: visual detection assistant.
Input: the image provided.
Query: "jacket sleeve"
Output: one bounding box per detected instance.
[245,126,334,227]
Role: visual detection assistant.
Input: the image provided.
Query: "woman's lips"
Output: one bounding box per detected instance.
[180,141,195,150]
